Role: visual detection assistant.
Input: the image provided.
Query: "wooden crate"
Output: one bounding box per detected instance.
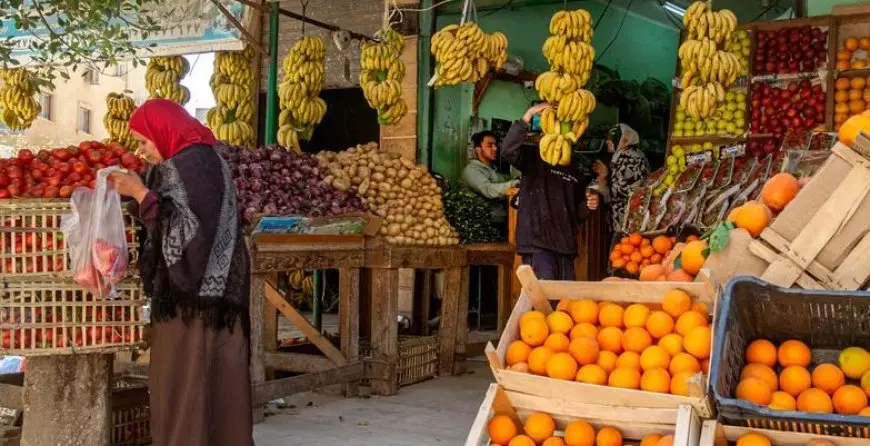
[747,142,870,290]
[0,199,138,279]
[485,266,718,420]
[699,420,868,446]
[0,279,147,355]
[111,376,150,446]
[466,384,703,446]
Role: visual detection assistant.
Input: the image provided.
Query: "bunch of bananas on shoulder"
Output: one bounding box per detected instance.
[146,56,191,105]
[360,26,408,125]
[0,68,40,131]
[277,36,327,152]
[536,9,597,167]
[683,1,737,45]
[430,22,508,87]
[103,92,136,148]
[209,47,256,147]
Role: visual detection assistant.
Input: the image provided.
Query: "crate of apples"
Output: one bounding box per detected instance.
[754,27,827,75]
[750,81,826,136]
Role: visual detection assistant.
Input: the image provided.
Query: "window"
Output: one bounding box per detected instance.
[78,107,91,134]
[113,63,126,77]
[194,108,209,123]
[84,69,100,85]
[39,94,52,120]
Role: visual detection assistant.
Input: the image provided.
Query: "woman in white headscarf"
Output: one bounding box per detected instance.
[593,123,650,231]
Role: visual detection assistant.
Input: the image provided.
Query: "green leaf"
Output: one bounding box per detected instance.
[701,247,711,258]
[673,254,682,271]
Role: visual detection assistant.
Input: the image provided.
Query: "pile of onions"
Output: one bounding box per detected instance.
[317,143,459,246]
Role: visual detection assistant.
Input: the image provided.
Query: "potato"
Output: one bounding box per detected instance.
[358,178,370,195]
[386,167,398,178]
[333,178,350,191]
[357,166,371,178]
[400,178,413,189]
[387,223,401,236]
[372,172,385,182]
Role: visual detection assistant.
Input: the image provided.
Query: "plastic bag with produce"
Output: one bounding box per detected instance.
[61,166,129,297]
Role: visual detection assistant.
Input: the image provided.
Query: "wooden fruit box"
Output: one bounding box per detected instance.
[747,142,870,290]
[485,265,719,420]
[466,383,703,446]
[0,199,139,279]
[699,420,868,446]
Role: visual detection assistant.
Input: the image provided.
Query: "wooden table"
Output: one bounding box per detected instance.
[464,243,515,334]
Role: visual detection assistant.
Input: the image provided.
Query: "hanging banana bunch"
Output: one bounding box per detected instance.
[103,92,136,148]
[276,36,327,152]
[430,22,508,87]
[677,1,739,120]
[208,46,256,146]
[535,9,596,166]
[145,56,191,105]
[0,68,40,131]
[360,26,408,125]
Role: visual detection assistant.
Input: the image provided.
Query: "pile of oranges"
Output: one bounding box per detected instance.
[735,430,836,446]
[487,411,671,446]
[735,339,870,416]
[833,75,870,130]
[609,234,674,277]
[835,36,870,70]
[506,289,713,397]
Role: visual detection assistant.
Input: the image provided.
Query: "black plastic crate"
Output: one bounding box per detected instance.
[710,276,870,438]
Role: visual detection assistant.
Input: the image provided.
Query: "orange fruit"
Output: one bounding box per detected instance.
[684,325,712,360]
[528,347,555,375]
[524,412,556,443]
[630,251,643,263]
[662,289,692,317]
[769,391,797,411]
[836,102,850,114]
[862,371,870,397]
[833,385,868,415]
[680,240,708,276]
[861,37,870,49]
[506,340,533,366]
[520,317,550,347]
[853,60,866,69]
[622,327,653,353]
[691,302,709,314]
[846,37,860,51]
[647,311,675,339]
[629,233,643,246]
[837,49,853,61]
[620,236,630,245]
[488,415,518,445]
[597,327,624,354]
[569,336,600,366]
[797,388,834,413]
[611,258,626,269]
[623,304,651,328]
[547,311,574,335]
[737,377,773,405]
[778,340,811,367]
[652,236,673,254]
[812,363,846,395]
[596,426,622,446]
[542,437,566,446]
[508,435,535,446]
[570,322,599,340]
[564,421,595,446]
[608,367,641,389]
[736,432,772,446]
[640,345,671,371]
[779,366,812,397]
[850,89,864,101]
[836,90,849,103]
[569,299,599,325]
[837,77,852,90]
[659,333,684,356]
[741,363,779,391]
[557,299,571,312]
[670,352,702,375]
[675,311,708,337]
[519,310,546,326]
[853,77,867,90]
[670,371,695,396]
[839,113,870,147]
[838,59,852,70]
[509,362,530,373]
[577,364,608,385]
[620,243,634,255]
[860,407,870,416]
[546,352,579,380]
[616,351,642,371]
[746,339,778,368]
[655,435,674,446]
[610,250,623,262]
[639,264,665,281]
[651,253,663,264]
[599,304,625,328]
[544,333,571,353]
[641,368,671,393]
[667,269,695,282]
[640,245,655,259]
[850,99,867,114]
[702,359,710,374]
[597,351,619,373]
[640,434,663,446]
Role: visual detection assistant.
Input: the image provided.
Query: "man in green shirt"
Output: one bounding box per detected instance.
[461,130,518,225]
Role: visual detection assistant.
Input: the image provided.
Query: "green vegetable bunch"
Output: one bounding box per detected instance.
[442,186,505,244]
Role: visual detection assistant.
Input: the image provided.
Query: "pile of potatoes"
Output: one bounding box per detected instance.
[317,143,459,246]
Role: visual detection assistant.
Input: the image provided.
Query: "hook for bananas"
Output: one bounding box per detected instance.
[299,0,309,35]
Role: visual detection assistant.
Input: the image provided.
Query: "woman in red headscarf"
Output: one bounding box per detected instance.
[108,99,253,446]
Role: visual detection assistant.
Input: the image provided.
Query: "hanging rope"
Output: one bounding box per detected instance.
[300,0,309,35]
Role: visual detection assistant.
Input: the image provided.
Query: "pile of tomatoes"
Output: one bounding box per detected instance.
[0,141,143,199]
[1,303,141,349]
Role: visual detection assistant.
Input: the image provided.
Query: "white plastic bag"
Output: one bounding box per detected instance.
[61,167,129,297]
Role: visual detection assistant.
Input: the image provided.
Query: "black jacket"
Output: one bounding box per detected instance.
[502,120,590,255]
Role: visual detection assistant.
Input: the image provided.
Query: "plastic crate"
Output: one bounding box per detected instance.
[0,199,138,278]
[710,276,870,438]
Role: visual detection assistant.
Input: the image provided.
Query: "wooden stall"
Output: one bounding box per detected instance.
[464,243,515,336]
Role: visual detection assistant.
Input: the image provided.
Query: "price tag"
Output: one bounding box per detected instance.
[686,151,713,165]
[720,143,746,159]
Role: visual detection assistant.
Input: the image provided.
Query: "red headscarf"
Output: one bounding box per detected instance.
[128,99,218,159]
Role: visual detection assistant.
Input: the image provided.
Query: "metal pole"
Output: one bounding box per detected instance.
[264,1,280,145]
[312,271,323,331]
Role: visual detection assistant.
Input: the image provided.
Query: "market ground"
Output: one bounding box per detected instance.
[253,359,492,445]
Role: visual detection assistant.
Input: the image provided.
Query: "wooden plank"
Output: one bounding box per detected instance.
[505,391,680,425]
[416,270,433,336]
[699,423,870,446]
[338,267,360,397]
[249,272,266,423]
[496,263,512,334]
[264,273,279,379]
[251,362,364,406]
[264,352,334,373]
[831,229,870,290]
[365,246,467,269]
[454,266,471,375]
[698,420,721,446]
[515,265,553,314]
[369,268,399,396]
[749,242,824,290]
[264,281,347,366]
[755,230,832,287]
[464,384,500,446]
[439,267,463,376]
[397,268,415,316]
[538,280,716,307]
[674,405,702,446]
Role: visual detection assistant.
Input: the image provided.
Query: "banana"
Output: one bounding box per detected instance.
[432,21,508,87]
[103,91,137,148]
[0,68,39,130]
[146,56,190,106]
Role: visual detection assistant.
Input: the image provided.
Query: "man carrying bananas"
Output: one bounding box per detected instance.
[502,103,608,280]
[461,130,519,231]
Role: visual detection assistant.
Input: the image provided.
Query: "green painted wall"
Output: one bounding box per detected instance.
[429,1,680,182]
[808,0,866,16]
